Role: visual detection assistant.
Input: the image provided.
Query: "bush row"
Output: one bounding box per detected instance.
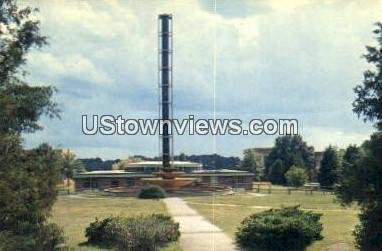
[85,214,179,251]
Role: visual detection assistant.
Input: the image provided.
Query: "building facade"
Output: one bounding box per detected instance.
[74,161,254,191]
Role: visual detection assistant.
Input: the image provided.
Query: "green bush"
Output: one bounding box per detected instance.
[85,217,114,246]
[138,185,166,199]
[285,165,308,187]
[0,223,66,251]
[236,206,323,251]
[85,214,180,251]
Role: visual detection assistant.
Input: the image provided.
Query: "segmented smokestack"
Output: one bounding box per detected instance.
[158,14,173,171]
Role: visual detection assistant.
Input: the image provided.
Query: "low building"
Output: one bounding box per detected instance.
[73,161,254,191]
[188,169,254,190]
[123,160,202,173]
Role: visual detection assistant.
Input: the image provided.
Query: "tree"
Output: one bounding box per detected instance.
[239,149,261,180]
[0,0,59,135]
[61,149,84,194]
[265,135,315,184]
[285,165,308,187]
[179,152,187,161]
[61,149,85,178]
[336,145,363,204]
[0,1,63,249]
[335,23,382,250]
[353,22,382,130]
[318,146,340,187]
[0,137,64,249]
[336,133,382,250]
[111,156,143,170]
[268,159,285,184]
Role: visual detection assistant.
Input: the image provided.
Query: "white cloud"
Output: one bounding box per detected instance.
[27,52,113,85]
[22,0,381,158]
[302,127,372,151]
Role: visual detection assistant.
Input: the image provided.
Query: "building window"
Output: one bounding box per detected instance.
[111,179,119,187]
[126,179,135,187]
[91,181,98,188]
[237,176,245,184]
[83,181,91,188]
[83,180,97,189]
[210,176,218,185]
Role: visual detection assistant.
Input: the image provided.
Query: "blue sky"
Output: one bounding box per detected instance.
[22,0,381,159]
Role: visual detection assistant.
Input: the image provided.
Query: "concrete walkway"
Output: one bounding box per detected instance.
[164,197,240,251]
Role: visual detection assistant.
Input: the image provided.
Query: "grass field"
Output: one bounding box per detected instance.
[50,194,180,251]
[51,188,359,251]
[184,187,359,251]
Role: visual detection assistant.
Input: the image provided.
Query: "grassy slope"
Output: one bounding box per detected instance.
[51,194,180,251]
[184,187,358,251]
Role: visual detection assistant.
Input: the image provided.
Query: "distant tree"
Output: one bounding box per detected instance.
[285,165,308,187]
[80,157,117,171]
[265,135,315,184]
[61,149,84,193]
[336,145,363,204]
[111,156,143,170]
[353,22,382,130]
[268,159,285,184]
[183,154,240,169]
[179,152,187,161]
[318,146,340,187]
[61,149,85,177]
[239,149,261,180]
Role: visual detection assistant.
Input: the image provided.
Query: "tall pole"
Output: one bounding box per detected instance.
[158,14,173,173]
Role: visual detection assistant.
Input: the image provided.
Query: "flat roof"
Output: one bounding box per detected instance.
[124,161,202,168]
[74,169,254,179]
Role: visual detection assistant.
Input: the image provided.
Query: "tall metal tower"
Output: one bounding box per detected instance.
[158,14,173,172]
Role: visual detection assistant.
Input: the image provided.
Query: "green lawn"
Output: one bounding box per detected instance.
[50,194,181,251]
[184,187,359,251]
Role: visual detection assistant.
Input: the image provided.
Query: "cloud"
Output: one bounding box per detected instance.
[198,0,272,19]
[27,52,113,86]
[21,0,381,159]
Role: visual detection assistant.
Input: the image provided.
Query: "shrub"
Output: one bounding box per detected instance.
[85,217,114,246]
[236,206,323,251]
[37,223,66,250]
[85,214,180,251]
[138,185,166,199]
[0,223,66,251]
[285,165,308,187]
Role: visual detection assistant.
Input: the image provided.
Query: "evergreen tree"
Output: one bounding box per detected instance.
[265,135,315,184]
[336,145,363,203]
[336,23,382,250]
[318,146,340,187]
[239,149,261,180]
[268,159,285,184]
[336,133,382,250]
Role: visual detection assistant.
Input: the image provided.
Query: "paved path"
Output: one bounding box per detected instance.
[164,197,240,251]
